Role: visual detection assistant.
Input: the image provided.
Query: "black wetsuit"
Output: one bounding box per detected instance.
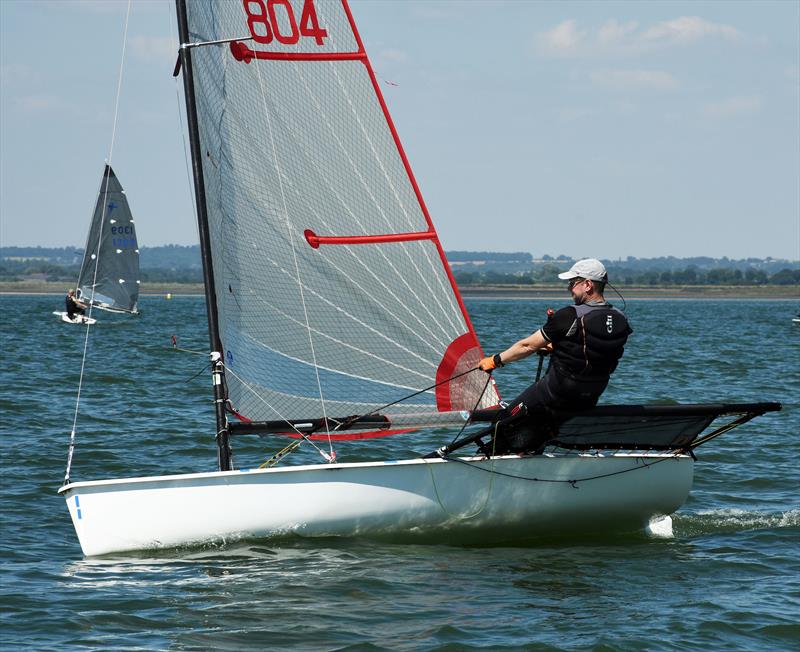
[66,296,85,319]
[491,301,632,454]
[511,301,632,412]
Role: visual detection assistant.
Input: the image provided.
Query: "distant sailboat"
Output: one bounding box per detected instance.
[58,0,779,556]
[54,165,140,323]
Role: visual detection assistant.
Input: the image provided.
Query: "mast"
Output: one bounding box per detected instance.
[174,0,232,471]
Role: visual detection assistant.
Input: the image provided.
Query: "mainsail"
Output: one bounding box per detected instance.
[180,0,499,428]
[77,165,140,313]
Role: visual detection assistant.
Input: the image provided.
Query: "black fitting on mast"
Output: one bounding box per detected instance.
[175,0,232,471]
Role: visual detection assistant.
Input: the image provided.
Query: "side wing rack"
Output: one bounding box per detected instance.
[429,402,782,457]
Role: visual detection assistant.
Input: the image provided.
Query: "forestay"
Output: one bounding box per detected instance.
[77,165,140,313]
[184,0,499,426]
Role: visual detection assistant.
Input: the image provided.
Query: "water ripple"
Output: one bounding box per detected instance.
[1,296,798,651]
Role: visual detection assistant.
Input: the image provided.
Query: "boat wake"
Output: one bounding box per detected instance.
[672,508,799,536]
[645,515,674,538]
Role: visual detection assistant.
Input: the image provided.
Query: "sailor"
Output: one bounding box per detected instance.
[478,259,632,449]
[65,289,87,321]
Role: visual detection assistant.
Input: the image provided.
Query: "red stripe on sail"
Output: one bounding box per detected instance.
[304,228,436,248]
[230,41,365,64]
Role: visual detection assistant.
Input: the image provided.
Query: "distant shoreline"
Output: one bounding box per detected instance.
[457,284,800,300]
[2,281,798,300]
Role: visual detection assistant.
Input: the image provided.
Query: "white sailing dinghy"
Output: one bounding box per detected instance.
[55,312,97,326]
[54,165,140,324]
[59,0,779,556]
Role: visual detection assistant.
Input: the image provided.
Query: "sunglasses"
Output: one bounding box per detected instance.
[568,277,586,289]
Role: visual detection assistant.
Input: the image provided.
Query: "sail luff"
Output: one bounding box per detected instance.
[175,0,232,471]
[76,165,118,308]
[339,0,485,353]
[75,167,107,296]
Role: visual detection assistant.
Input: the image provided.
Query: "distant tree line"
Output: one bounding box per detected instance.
[1,245,797,286]
[452,266,800,286]
[446,251,535,263]
[0,245,203,283]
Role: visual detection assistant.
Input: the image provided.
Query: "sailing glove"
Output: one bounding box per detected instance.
[478,354,504,373]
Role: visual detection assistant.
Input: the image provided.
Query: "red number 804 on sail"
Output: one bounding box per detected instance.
[243,0,327,46]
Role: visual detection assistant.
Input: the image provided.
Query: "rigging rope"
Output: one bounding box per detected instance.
[167,1,202,250]
[334,366,482,432]
[64,0,133,486]
[441,450,684,485]
[425,451,683,522]
[425,372,497,520]
[446,372,492,446]
[170,334,207,356]
[222,363,335,462]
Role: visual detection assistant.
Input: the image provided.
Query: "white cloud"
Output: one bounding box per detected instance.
[597,20,639,47]
[641,16,740,46]
[535,19,587,57]
[701,95,763,117]
[590,69,680,91]
[534,16,741,58]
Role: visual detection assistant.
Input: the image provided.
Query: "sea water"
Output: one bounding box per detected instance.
[1,294,798,650]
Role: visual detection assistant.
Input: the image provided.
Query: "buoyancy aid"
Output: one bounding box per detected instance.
[550,304,632,382]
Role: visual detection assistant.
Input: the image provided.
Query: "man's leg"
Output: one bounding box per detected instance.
[487,374,561,454]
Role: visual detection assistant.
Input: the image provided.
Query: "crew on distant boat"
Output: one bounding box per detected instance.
[65,289,87,321]
[478,258,632,451]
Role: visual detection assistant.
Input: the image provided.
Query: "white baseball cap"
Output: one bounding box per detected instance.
[557,258,608,282]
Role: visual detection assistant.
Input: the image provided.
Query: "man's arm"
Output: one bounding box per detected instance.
[479,330,552,371]
[496,330,550,364]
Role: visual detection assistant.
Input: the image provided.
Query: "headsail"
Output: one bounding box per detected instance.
[77,165,140,313]
[180,0,499,428]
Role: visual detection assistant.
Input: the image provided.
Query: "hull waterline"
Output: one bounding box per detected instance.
[59,453,693,556]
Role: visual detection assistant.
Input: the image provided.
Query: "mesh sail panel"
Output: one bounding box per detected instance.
[185,0,498,422]
[77,165,140,313]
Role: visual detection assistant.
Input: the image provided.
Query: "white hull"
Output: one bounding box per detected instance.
[52,311,97,325]
[59,452,693,556]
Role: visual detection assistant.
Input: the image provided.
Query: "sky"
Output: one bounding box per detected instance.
[1,0,798,260]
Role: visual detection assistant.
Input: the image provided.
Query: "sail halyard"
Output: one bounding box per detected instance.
[178,0,500,448]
